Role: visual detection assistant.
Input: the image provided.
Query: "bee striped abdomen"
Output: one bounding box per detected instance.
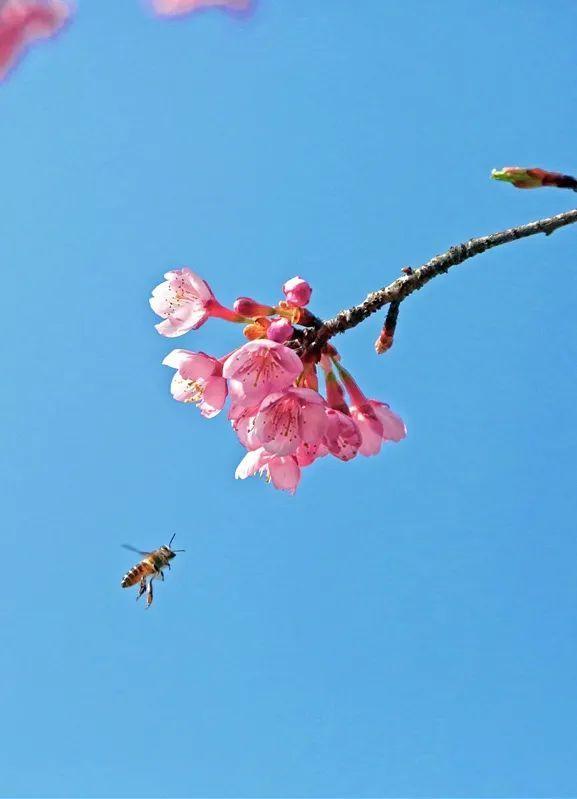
[121,559,154,588]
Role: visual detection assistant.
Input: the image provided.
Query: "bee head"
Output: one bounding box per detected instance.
[165,534,185,558]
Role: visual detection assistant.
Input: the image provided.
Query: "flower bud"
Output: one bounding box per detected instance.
[282,276,312,307]
[492,166,577,191]
[267,318,294,343]
[234,297,275,317]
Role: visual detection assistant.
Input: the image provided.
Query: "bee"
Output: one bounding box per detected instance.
[121,534,184,607]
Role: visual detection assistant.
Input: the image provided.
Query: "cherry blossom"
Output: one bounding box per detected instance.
[163,349,227,418]
[349,400,406,456]
[254,387,328,456]
[324,408,362,461]
[222,340,302,405]
[150,268,243,337]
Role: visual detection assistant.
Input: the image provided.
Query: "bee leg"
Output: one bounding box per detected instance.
[167,562,171,571]
[146,578,154,608]
[136,577,147,602]
[158,569,165,582]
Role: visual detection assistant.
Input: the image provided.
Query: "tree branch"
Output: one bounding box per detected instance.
[310,207,577,351]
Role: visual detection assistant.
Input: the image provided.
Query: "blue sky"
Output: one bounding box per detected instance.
[2,1,577,796]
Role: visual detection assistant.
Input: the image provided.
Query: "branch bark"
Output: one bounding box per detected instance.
[310,207,577,351]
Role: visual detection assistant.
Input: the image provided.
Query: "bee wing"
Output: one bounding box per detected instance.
[121,544,151,555]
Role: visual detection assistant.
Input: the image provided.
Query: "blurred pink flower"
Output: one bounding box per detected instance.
[150,268,242,337]
[222,340,302,405]
[153,0,251,16]
[163,349,227,418]
[235,447,301,494]
[254,387,328,456]
[0,0,71,81]
[282,276,312,307]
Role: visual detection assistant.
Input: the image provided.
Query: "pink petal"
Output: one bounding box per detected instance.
[256,397,301,456]
[169,372,195,402]
[373,402,407,442]
[353,410,384,456]
[179,268,215,303]
[234,448,269,480]
[198,377,227,418]
[268,456,301,493]
[162,349,195,369]
[178,353,218,380]
[299,401,328,445]
[295,442,327,466]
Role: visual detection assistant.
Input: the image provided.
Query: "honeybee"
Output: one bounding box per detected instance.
[121,534,184,607]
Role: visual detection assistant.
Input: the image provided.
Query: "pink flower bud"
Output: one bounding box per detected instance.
[267,318,294,343]
[233,297,275,317]
[282,276,312,307]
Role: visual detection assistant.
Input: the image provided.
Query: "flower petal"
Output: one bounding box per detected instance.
[198,377,227,418]
[268,456,301,493]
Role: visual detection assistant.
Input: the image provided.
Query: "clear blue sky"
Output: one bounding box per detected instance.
[2,2,577,796]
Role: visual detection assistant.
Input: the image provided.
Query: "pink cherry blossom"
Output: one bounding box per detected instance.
[150,269,216,337]
[152,0,251,16]
[150,268,243,338]
[267,318,294,344]
[163,349,227,418]
[0,0,71,82]
[336,363,406,456]
[222,340,303,406]
[324,408,362,461]
[282,276,312,307]
[235,447,301,494]
[254,387,328,456]
[349,400,406,456]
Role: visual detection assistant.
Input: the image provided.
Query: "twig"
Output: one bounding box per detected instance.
[374,300,400,354]
[309,207,577,351]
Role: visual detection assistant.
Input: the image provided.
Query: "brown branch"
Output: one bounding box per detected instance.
[310,207,577,351]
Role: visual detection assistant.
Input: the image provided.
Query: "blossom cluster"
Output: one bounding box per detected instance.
[150,268,406,493]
